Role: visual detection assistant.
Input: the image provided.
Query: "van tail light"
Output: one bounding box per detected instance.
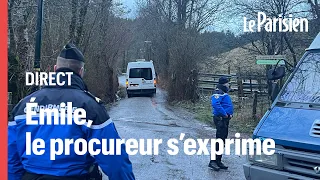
[154,78,156,87]
[126,79,129,88]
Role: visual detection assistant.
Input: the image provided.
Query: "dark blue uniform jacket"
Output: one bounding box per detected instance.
[8,68,135,180]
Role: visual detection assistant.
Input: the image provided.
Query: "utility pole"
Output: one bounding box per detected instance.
[144,41,151,61]
[34,0,44,72]
[31,0,44,93]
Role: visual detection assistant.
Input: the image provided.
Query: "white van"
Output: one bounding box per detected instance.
[126,59,157,97]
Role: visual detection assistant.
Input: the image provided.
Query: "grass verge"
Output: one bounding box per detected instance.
[172,98,264,134]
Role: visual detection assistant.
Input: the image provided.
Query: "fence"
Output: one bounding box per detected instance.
[197,73,271,121]
[197,73,269,96]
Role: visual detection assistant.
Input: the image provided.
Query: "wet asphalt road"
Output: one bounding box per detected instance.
[103,76,247,180]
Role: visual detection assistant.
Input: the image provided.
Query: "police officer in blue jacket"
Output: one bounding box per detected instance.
[208,76,234,171]
[8,43,135,180]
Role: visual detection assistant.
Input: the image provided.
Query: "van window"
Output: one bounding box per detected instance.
[280,52,320,103]
[129,68,153,80]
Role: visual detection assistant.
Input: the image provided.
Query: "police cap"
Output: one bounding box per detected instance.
[59,43,84,62]
[218,76,229,84]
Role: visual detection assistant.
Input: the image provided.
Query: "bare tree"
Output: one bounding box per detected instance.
[7,0,38,101]
[309,0,320,21]
[308,0,320,34]
[75,0,90,45]
[136,0,226,101]
[69,0,78,40]
[8,0,16,53]
[82,0,132,103]
[233,0,309,65]
[7,0,133,103]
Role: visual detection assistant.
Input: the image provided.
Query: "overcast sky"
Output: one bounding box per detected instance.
[120,0,137,19]
[117,0,243,34]
[117,0,313,35]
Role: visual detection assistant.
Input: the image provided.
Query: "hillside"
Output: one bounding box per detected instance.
[198,42,265,75]
[198,35,315,75]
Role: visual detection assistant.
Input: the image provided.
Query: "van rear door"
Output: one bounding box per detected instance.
[129,68,154,89]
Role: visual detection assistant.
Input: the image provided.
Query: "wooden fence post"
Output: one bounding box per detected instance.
[237,67,244,97]
[257,78,263,115]
[252,91,258,120]
[249,77,252,93]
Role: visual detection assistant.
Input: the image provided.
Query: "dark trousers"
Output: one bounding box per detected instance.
[212,116,230,162]
[21,164,102,180]
[22,172,88,180]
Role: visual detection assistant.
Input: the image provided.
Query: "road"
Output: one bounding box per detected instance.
[103,76,247,180]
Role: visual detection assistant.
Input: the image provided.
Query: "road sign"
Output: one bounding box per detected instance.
[256,59,285,65]
[256,55,286,65]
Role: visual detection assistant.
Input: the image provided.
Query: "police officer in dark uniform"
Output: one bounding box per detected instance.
[8,43,135,180]
[208,77,234,171]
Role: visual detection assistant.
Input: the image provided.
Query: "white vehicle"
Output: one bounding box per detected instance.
[126,59,157,98]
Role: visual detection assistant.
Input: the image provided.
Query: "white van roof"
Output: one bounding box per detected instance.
[306,32,320,51]
[128,61,154,68]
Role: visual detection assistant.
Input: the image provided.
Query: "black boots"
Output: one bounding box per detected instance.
[208,161,220,171]
[216,161,228,169]
[208,160,228,171]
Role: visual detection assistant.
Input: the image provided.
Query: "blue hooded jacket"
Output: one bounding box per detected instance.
[8,68,135,180]
[211,88,234,117]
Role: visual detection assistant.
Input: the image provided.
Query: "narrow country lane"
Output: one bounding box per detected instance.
[102,76,247,180]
